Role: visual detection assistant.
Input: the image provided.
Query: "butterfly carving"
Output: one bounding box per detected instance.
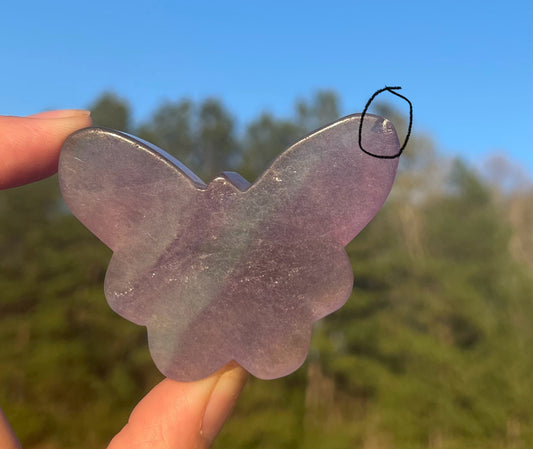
[58,113,399,381]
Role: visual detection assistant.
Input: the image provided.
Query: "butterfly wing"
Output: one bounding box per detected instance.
[59,128,206,324]
[200,114,399,378]
[247,113,400,246]
[59,127,205,251]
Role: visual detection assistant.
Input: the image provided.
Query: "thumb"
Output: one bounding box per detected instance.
[108,362,248,449]
[0,110,92,189]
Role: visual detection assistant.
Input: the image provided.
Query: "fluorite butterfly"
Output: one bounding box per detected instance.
[59,113,399,381]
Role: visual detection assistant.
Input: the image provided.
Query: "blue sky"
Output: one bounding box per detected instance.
[1,0,531,177]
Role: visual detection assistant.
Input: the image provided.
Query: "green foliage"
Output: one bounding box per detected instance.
[136,99,196,167]
[241,113,302,180]
[89,92,131,132]
[241,89,340,181]
[0,179,162,447]
[0,91,531,448]
[136,98,238,181]
[295,90,341,133]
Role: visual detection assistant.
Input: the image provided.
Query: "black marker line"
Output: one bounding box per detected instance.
[358,86,413,159]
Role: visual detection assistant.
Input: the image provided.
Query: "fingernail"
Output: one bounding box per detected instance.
[200,362,248,445]
[28,109,91,119]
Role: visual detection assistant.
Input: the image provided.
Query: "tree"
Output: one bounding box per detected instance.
[136,99,195,168]
[296,90,341,132]
[240,113,302,180]
[89,92,131,132]
[197,98,239,180]
[240,91,342,182]
[136,98,239,181]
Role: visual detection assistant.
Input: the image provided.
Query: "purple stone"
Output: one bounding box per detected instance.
[58,114,399,381]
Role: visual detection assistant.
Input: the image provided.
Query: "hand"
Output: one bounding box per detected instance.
[0,111,248,448]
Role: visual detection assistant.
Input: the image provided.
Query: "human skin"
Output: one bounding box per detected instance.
[0,110,248,449]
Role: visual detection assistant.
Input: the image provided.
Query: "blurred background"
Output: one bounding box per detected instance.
[1,1,531,448]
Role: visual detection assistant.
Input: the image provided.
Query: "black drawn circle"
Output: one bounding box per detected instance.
[358,86,413,159]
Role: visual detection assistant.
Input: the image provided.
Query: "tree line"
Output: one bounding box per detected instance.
[0,91,531,448]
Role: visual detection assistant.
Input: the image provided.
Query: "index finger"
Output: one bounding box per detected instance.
[0,110,92,189]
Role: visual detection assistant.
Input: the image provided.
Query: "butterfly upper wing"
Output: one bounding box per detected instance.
[59,127,206,252]
[247,113,400,246]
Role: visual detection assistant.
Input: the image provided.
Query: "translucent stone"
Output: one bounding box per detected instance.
[58,114,399,381]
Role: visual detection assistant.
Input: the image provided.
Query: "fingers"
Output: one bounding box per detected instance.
[0,109,92,446]
[2,366,247,449]
[0,407,22,449]
[0,110,92,189]
[108,362,248,449]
